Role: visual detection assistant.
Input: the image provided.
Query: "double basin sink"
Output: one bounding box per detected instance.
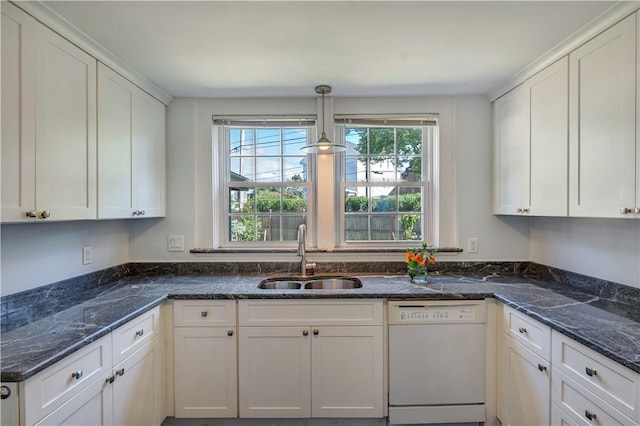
[258,276,362,290]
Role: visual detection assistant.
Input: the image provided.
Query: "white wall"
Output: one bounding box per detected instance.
[531,217,640,288]
[0,220,130,296]
[129,95,531,263]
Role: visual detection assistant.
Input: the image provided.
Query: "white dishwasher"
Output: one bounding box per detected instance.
[388,300,486,425]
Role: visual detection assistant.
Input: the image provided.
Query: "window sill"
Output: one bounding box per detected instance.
[190,247,463,254]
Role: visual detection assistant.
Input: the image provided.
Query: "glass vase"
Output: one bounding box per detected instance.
[408,267,429,284]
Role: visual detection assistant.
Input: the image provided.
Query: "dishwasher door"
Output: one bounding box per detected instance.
[388,321,486,406]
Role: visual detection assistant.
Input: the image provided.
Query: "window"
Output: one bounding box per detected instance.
[214,117,314,245]
[336,116,438,245]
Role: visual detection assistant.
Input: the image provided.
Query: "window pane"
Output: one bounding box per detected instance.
[229,188,254,213]
[257,215,280,241]
[399,188,422,212]
[345,190,368,212]
[345,128,367,155]
[371,215,396,240]
[345,215,369,241]
[369,128,395,155]
[282,216,305,241]
[230,128,255,156]
[283,129,307,154]
[370,157,396,182]
[256,129,281,156]
[396,128,422,155]
[399,214,422,241]
[283,157,306,182]
[283,187,307,212]
[256,187,281,213]
[255,157,282,182]
[397,157,421,181]
[371,187,396,212]
[230,157,255,181]
[230,216,257,241]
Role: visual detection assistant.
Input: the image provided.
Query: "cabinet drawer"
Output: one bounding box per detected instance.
[552,368,638,426]
[552,331,640,422]
[504,305,551,360]
[23,335,111,426]
[238,299,384,326]
[174,300,236,327]
[112,306,159,365]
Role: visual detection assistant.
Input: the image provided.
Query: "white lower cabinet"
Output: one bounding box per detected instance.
[498,305,551,426]
[504,337,551,426]
[21,306,163,426]
[173,300,237,418]
[237,299,384,419]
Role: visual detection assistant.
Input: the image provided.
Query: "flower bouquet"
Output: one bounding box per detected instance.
[405,242,437,284]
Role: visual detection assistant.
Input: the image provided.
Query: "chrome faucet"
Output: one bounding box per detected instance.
[297,224,315,276]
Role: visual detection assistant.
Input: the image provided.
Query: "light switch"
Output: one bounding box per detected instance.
[167,235,185,252]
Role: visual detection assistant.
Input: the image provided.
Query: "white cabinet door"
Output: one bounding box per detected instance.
[174,327,237,418]
[132,91,166,218]
[34,22,97,221]
[1,2,36,222]
[112,339,160,426]
[569,14,637,218]
[493,84,530,215]
[505,337,551,426]
[238,326,311,418]
[311,326,383,418]
[529,57,569,216]
[98,63,166,219]
[33,377,113,426]
[97,64,135,219]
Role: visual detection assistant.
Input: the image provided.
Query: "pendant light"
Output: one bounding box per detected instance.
[301,85,346,153]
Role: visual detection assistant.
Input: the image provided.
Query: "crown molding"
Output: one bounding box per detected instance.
[488,2,640,102]
[13,1,173,105]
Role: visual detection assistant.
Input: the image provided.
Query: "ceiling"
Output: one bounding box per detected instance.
[43,1,617,98]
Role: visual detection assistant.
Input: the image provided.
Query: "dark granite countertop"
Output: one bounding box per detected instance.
[2,271,639,382]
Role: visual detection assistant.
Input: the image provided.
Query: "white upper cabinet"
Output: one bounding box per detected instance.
[34,22,97,221]
[98,64,166,219]
[2,3,36,222]
[493,57,568,216]
[569,13,637,218]
[2,2,97,223]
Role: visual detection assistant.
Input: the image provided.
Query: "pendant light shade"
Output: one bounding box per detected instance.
[301,85,346,153]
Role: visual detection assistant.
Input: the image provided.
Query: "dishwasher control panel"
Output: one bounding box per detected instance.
[388,300,486,324]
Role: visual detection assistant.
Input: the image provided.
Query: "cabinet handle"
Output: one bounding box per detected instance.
[537,363,547,372]
[115,368,125,377]
[39,210,51,219]
[585,410,597,421]
[313,329,319,335]
[140,210,145,216]
[585,367,597,377]
[135,329,144,337]
[201,311,208,318]
[303,330,309,336]
[105,375,115,384]
[71,369,83,380]
[620,207,633,215]
[227,330,234,336]
[518,327,527,334]
[635,207,640,215]
[25,211,37,218]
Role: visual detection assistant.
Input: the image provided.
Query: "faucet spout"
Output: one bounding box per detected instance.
[297,224,314,276]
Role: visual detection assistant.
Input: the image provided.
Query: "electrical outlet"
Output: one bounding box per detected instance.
[82,246,93,265]
[168,235,185,252]
[467,238,478,254]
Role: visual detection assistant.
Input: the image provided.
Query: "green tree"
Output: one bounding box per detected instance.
[351,127,422,180]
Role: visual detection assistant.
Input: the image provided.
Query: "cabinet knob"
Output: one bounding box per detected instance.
[71,369,83,380]
[1,386,11,399]
[620,207,633,214]
[140,210,146,216]
[227,330,234,336]
[303,330,309,336]
[25,211,37,218]
[313,329,319,335]
[518,327,527,334]
[201,311,208,318]
[635,207,640,215]
[584,410,597,421]
[537,364,547,372]
[39,210,51,219]
[135,329,144,337]
[585,367,597,377]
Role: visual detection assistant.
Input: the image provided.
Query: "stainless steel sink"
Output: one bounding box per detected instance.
[258,276,362,290]
[304,278,362,289]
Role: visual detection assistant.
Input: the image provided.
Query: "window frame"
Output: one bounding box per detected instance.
[213,116,316,248]
[335,115,439,247]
